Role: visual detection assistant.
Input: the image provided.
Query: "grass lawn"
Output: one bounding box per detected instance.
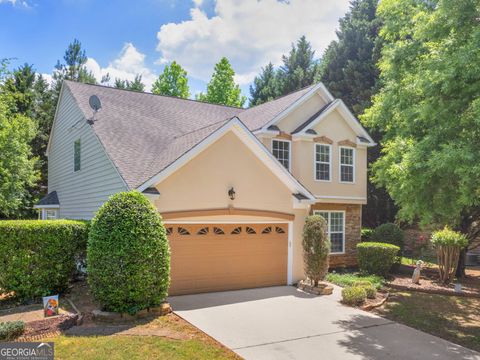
[45,335,238,360]
[375,291,480,352]
[326,272,384,289]
[400,256,437,267]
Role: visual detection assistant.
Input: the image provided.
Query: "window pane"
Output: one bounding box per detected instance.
[272,140,290,170]
[315,144,330,181]
[330,212,344,232]
[330,233,344,253]
[341,148,353,165]
[74,139,81,172]
[341,165,353,182]
[316,163,330,181]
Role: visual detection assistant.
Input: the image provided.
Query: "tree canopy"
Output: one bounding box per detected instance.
[151,61,190,98]
[362,0,480,235]
[114,75,145,92]
[197,57,246,107]
[0,61,39,218]
[249,36,320,106]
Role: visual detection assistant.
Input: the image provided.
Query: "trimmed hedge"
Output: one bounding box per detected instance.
[87,192,170,314]
[353,281,377,299]
[0,220,89,302]
[357,242,400,276]
[370,223,404,252]
[302,215,330,286]
[0,321,25,341]
[342,286,367,306]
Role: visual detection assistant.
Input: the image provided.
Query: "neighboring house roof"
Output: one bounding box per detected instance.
[35,191,60,208]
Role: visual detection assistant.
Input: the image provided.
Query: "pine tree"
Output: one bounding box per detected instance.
[278,36,320,94]
[197,57,246,107]
[151,61,190,98]
[249,63,280,106]
[114,75,145,92]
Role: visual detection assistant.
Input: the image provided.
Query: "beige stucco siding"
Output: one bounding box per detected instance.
[153,130,309,283]
[47,88,128,219]
[260,108,367,203]
[292,110,367,201]
[154,131,295,213]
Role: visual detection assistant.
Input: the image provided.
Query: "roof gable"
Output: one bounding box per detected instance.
[293,100,375,145]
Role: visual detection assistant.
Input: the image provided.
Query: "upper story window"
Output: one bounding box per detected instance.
[74,139,81,172]
[339,147,355,183]
[272,139,291,171]
[315,144,331,181]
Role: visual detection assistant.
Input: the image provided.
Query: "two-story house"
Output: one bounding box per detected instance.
[36,80,374,295]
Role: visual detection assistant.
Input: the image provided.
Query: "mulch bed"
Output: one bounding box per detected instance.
[16,314,78,341]
[387,265,480,298]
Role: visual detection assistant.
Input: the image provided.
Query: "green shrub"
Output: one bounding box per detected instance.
[302,215,330,286]
[0,220,89,301]
[353,282,377,299]
[341,286,367,306]
[87,192,170,314]
[361,228,373,242]
[371,223,404,252]
[357,242,400,276]
[431,227,468,284]
[0,321,25,341]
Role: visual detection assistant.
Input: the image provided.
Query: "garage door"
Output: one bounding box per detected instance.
[166,223,288,295]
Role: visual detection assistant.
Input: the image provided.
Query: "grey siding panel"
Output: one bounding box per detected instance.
[48,88,128,219]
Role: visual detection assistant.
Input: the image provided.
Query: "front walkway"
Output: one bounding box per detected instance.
[170,285,480,360]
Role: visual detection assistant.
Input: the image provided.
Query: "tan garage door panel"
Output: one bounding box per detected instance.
[167,223,288,295]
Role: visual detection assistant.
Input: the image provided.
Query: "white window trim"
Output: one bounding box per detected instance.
[271,138,292,172]
[313,210,346,254]
[339,146,355,184]
[314,143,332,182]
[73,138,81,173]
[39,208,58,220]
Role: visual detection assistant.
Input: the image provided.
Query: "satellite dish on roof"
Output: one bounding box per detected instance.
[89,95,102,112]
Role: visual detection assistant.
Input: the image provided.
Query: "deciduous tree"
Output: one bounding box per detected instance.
[151,61,190,98]
[362,0,480,274]
[197,57,246,107]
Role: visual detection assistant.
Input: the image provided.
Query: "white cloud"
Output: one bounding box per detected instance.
[0,0,30,7]
[156,0,350,85]
[85,43,157,91]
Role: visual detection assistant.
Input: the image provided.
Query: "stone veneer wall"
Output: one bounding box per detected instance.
[310,203,362,268]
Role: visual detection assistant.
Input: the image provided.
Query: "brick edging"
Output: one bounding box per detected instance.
[386,283,480,298]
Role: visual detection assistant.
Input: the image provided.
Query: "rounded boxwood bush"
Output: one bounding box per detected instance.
[87,191,170,314]
[342,286,367,306]
[357,242,400,276]
[370,223,404,252]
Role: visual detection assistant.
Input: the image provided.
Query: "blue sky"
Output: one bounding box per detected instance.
[0,0,350,98]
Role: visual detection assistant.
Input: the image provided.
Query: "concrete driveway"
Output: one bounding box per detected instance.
[170,286,480,360]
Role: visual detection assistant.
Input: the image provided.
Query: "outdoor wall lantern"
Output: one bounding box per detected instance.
[228,187,236,200]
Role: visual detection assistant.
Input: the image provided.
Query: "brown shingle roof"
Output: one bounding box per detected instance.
[236,84,315,131]
[64,81,314,189]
